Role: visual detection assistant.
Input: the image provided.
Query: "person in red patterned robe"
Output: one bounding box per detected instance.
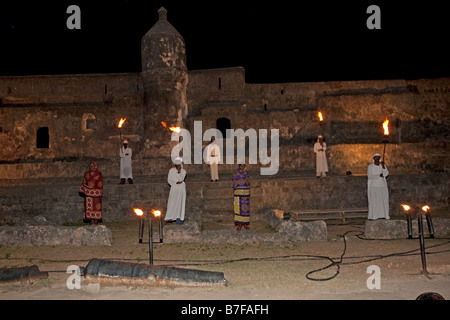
[79,161,104,225]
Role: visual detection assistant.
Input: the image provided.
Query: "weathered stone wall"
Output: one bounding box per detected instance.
[256,174,448,216]
[0,73,145,162]
[1,71,448,174]
[185,69,449,175]
[1,173,447,225]
[0,73,142,105]
[0,176,203,225]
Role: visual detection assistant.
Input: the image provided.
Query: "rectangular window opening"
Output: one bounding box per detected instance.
[36,127,49,149]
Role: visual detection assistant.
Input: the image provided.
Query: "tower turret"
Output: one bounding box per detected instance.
[142,7,187,74]
[141,7,188,157]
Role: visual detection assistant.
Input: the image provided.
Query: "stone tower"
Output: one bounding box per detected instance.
[141,7,188,157]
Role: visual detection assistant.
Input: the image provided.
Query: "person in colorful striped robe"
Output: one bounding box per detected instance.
[233,164,250,230]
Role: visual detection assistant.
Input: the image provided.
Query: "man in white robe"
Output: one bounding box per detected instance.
[313,135,329,178]
[206,137,221,181]
[367,153,390,220]
[165,157,186,224]
[119,140,133,184]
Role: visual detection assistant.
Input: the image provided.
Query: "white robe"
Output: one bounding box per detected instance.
[367,162,390,220]
[206,142,221,180]
[165,167,186,221]
[314,142,329,174]
[120,147,133,179]
[206,142,221,165]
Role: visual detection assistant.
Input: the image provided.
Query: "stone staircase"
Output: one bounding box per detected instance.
[201,180,234,223]
[198,174,274,230]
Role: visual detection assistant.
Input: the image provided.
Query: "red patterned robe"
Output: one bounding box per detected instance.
[79,162,104,223]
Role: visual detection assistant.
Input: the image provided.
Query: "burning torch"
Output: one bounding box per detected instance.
[422,205,435,239]
[318,112,324,125]
[382,118,389,161]
[134,208,145,243]
[118,118,127,141]
[161,121,181,134]
[318,112,324,135]
[401,204,413,239]
[152,209,163,244]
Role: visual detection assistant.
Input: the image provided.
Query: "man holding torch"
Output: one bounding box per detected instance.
[119,140,133,184]
[314,135,329,178]
[165,157,186,225]
[367,153,390,220]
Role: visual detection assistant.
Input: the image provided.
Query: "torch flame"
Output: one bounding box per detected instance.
[401,204,411,212]
[118,118,127,128]
[152,209,161,217]
[134,208,144,217]
[383,119,389,136]
[170,127,181,133]
[161,121,181,133]
[318,112,323,122]
[422,205,430,212]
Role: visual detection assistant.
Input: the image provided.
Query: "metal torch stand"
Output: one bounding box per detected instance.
[417,213,431,279]
[148,216,153,265]
[416,212,439,279]
[138,215,163,265]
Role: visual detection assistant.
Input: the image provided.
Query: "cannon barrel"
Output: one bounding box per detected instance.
[0,265,48,283]
[83,258,227,287]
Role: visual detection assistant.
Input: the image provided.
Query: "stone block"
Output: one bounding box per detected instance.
[163,221,201,243]
[364,219,408,239]
[72,225,113,246]
[364,218,450,239]
[0,225,112,246]
[260,208,327,241]
[277,220,328,241]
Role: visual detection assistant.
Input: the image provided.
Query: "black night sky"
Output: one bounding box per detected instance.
[0,1,448,83]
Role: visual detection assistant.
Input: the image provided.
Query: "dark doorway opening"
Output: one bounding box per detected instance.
[216,117,231,139]
[36,127,49,149]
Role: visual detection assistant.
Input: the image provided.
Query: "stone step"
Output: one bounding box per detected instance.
[203,198,232,210]
[202,210,235,222]
[291,208,369,222]
[203,195,263,210]
[202,186,264,199]
[203,187,233,199]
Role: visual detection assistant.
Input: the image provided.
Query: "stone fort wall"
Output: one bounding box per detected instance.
[0,6,448,225]
[1,69,448,177]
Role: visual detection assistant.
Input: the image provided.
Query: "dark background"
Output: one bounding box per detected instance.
[0,1,448,83]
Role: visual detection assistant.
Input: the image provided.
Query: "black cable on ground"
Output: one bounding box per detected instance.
[304,230,351,281]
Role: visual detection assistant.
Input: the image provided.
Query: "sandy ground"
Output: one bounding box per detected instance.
[1,220,449,301]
